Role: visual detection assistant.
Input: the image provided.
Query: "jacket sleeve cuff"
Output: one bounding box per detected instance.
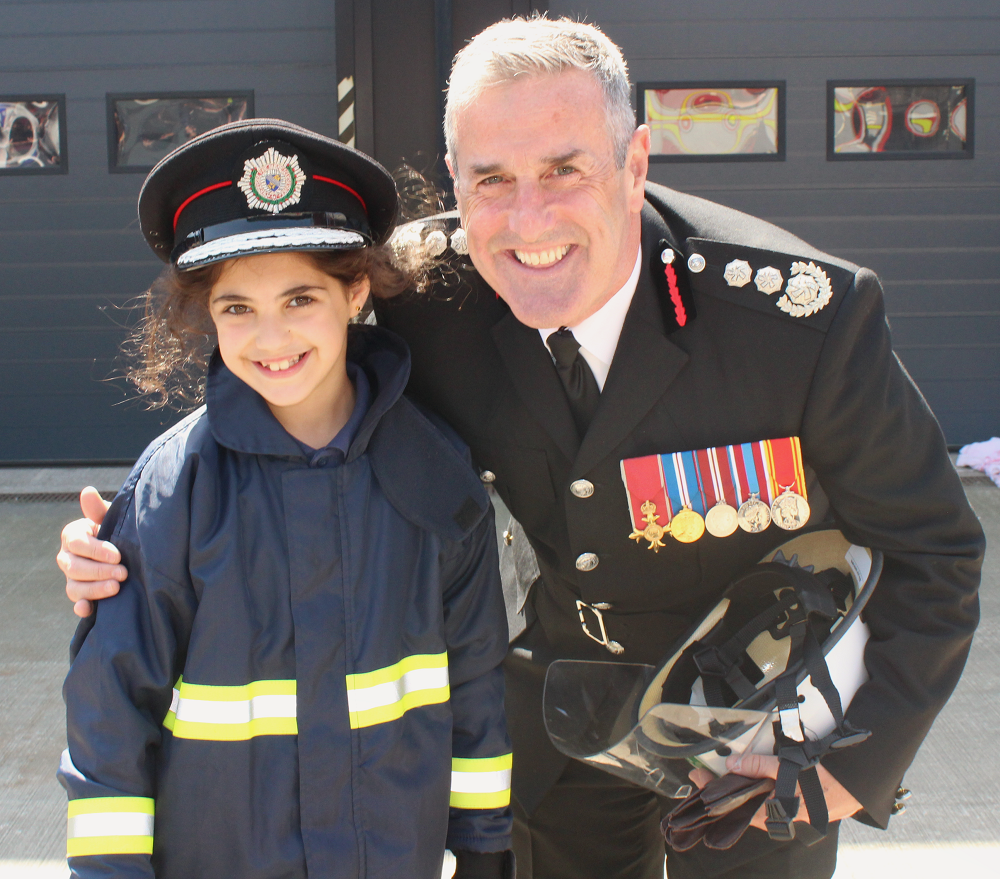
[452,849,515,879]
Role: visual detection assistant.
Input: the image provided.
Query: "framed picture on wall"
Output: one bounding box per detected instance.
[107,91,254,172]
[0,95,67,175]
[827,80,973,160]
[637,82,785,162]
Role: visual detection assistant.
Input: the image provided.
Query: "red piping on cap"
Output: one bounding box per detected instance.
[173,181,232,231]
[313,175,367,214]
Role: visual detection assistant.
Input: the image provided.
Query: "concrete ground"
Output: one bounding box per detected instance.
[0,468,996,878]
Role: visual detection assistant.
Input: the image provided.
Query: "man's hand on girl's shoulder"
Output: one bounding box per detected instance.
[57,487,127,617]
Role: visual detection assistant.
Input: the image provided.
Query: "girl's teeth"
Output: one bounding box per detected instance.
[264,355,302,372]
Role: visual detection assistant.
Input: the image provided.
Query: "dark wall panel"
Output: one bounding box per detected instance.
[554,0,999,444]
[365,0,536,178]
[0,0,338,462]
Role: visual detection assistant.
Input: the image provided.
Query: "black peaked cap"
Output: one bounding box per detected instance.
[138,118,398,268]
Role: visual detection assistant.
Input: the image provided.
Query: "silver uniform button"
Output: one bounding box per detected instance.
[570,479,595,498]
[575,552,599,572]
[480,470,496,483]
[687,253,706,273]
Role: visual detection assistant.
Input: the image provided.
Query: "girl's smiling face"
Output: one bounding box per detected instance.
[208,251,369,446]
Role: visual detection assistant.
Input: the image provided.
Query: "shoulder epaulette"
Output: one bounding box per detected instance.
[680,238,858,332]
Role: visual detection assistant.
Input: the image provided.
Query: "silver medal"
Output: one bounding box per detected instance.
[770,491,811,531]
[737,494,771,533]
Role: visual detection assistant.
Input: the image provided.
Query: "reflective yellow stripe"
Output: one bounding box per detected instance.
[450,754,513,809]
[164,677,297,740]
[346,653,450,729]
[66,797,154,858]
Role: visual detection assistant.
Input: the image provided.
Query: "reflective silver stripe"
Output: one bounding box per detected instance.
[172,691,296,725]
[66,797,155,857]
[346,666,449,714]
[345,653,450,728]
[449,755,513,809]
[164,679,297,740]
[451,768,513,794]
[68,811,155,839]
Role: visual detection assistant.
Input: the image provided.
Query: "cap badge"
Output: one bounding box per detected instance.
[776,261,833,318]
[238,147,306,214]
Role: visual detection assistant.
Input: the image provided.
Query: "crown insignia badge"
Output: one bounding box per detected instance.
[238,147,305,214]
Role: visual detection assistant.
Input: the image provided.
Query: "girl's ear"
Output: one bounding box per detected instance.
[349,276,371,315]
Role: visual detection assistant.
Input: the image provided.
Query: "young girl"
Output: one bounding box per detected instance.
[59,119,513,879]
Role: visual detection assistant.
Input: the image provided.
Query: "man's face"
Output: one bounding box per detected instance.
[449,69,650,329]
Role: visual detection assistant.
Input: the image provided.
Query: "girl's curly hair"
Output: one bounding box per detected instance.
[128,246,410,410]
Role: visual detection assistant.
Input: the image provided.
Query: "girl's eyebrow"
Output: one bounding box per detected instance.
[210,285,321,304]
[278,285,322,300]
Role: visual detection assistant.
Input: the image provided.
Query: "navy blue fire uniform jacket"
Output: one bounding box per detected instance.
[59,325,513,879]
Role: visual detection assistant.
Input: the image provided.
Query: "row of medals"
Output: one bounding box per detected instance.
[631,488,810,548]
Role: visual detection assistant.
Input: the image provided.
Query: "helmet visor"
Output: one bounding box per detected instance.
[543,660,770,798]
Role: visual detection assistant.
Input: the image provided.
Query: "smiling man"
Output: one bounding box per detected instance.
[60,16,982,879]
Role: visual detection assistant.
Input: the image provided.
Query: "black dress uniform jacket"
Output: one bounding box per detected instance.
[375,183,983,839]
[60,326,513,879]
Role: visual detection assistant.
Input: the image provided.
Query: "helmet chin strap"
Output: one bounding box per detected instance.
[689,563,872,844]
[766,599,871,844]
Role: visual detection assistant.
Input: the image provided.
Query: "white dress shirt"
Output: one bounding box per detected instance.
[539,245,642,391]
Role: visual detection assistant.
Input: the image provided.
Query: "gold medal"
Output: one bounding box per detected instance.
[670,506,705,543]
[771,490,810,531]
[704,502,739,538]
[737,494,771,533]
[629,500,667,552]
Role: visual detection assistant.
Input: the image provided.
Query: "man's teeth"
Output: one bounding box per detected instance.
[514,245,571,267]
[262,354,303,372]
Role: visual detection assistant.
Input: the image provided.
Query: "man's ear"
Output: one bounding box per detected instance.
[626,125,651,214]
[445,153,456,181]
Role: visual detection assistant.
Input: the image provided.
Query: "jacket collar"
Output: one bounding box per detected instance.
[490,203,693,468]
[206,324,411,460]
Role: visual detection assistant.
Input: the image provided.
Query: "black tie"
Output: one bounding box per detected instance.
[548,328,600,436]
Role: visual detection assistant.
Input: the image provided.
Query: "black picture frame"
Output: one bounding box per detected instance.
[637,81,786,163]
[0,94,68,175]
[826,79,974,161]
[106,91,255,173]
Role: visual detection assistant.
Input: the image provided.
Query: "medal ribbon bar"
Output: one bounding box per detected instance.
[620,455,669,531]
[621,436,805,546]
[711,447,740,508]
[696,448,719,508]
[749,441,774,506]
[764,437,807,498]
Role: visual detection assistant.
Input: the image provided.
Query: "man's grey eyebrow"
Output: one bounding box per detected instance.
[541,150,584,166]
[469,162,504,177]
[468,150,585,178]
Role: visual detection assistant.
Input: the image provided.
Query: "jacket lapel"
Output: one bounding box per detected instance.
[491,310,580,462]
[575,208,691,473]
